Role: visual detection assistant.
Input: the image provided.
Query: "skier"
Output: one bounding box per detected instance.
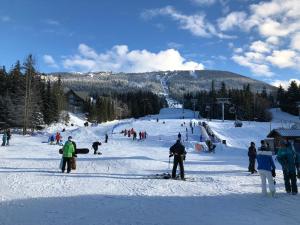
[256,140,276,196]
[92,141,102,155]
[55,132,62,145]
[177,132,181,141]
[6,129,11,146]
[133,131,137,141]
[169,139,187,180]
[276,140,300,195]
[105,133,108,143]
[1,131,7,146]
[248,142,257,174]
[62,136,75,173]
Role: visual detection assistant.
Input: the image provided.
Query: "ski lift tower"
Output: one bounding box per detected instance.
[191,98,197,118]
[217,98,231,122]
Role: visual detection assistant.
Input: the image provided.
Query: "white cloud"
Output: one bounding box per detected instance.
[232,54,273,77]
[271,79,300,90]
[266,36,280,45]
[44,19,60,26]
[142,6,233,39]
[167,42,183,49]
[62,44,205,73]
[218,11,247,31]
[234,48,243,53]
[258,19,292,37]
[43,55,58,68]
[1,16,11,22]
[291,32,300,51]
[249,41,270,53]
[191,0,216,5]
[266,50,297,68]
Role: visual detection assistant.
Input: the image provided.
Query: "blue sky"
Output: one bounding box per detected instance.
[0,0,300,87]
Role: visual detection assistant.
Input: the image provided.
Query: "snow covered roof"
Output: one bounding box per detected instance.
[267,129,300,138]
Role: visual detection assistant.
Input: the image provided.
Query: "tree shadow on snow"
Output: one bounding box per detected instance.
[0,193,299,225]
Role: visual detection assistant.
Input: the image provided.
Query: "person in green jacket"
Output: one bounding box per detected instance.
[276,140,300,195]
[62,136,75,173]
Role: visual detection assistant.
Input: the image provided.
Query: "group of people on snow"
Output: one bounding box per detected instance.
[1,129,11,146]
[48,132,63,145]
[248,139,300,196]
[121,128,147,141]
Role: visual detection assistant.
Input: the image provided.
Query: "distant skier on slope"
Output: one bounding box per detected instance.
[1,130,7,146]
[169,139,187,180]
[105,133,108,143]
[6,129,11,146]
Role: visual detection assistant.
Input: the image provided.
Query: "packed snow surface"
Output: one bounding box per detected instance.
[0,108,299,225]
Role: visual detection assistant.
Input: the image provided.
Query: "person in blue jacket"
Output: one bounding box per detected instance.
[276,140,300,195]
[256,140,276,196]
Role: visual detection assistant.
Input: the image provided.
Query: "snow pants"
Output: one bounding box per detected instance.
[283,171,298,194]
[258,170,275,194]
[62,157,71,173]
[248,157,256,173]
[172,156,184,179]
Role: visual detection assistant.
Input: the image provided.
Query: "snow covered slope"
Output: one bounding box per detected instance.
[0,110,299,225]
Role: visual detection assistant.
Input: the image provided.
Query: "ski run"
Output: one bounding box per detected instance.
[0,108,299,225]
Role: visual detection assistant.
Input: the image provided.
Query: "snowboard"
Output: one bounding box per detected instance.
[146,173,196,182]
[59,148,89,154]
[71,157,76,170]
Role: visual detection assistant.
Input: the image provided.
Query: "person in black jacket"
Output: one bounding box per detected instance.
[92,141,102,154]
[248,142,257,174]
[169,139,187,180]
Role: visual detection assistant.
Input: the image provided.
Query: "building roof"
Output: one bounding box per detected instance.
[267,128,300,138]
[66,89,90,101]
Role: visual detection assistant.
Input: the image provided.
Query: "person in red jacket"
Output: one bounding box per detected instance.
[55,132,62,145]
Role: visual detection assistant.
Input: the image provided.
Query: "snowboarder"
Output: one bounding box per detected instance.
[1,131,7,146]
[248,142,257,174]
[256,140,276,196]
[6,129,11,146]
[169,139,187,180]
[62,136,75,173]
[92,141,102,155]
[105,133,108,143]
[276,140,300,195]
